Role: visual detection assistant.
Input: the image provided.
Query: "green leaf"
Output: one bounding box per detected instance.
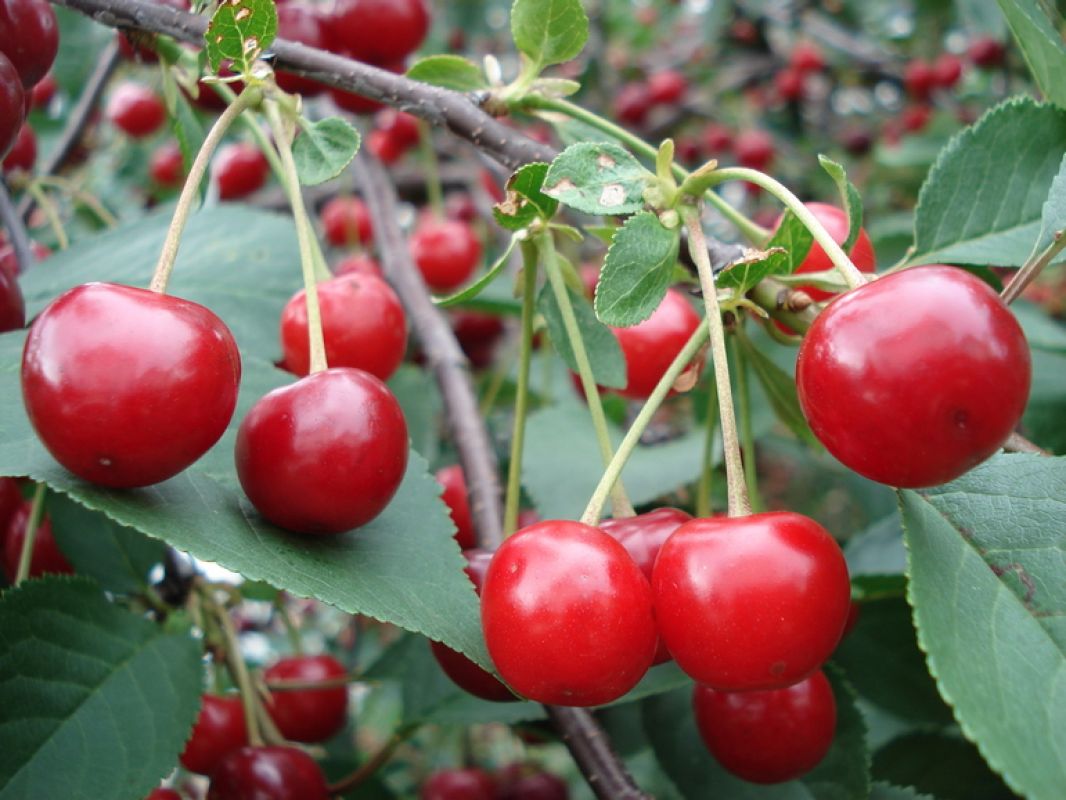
[996,0,1066,109]
[0,577,203,800]
[537,284,627,389]
[595,212,679,327]
[818,155,864,254]
[735,330,819,447]
[870,783,936,800]
[292,117,361,186]
[872,731,1017,800]
[203,0,277,74]
[387,366,442,464]
[900,454,1066,797]
[406,55,487,91]
[716,212,812,293]
[910,98,1066,267]
[1032,154,1066,255]
[492,163,558,231]
[542,142,650,216]
[510,0,589,72]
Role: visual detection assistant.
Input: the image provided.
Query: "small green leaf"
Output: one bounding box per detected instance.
[542,142,650,216]
[203,0,277,74]
[819,155,864,254]
[595,212,679,327]
[435,234,521,305]
[1032,154,1066,255]
[537,284,627,389]
[735,329,819,446]
[511,0,589,72]
[492,163,558,231]
[406,55,487,92]
[716,211,812,293]
[292,117,361,186]
[0,577,203,800]
[996,0,1066,109]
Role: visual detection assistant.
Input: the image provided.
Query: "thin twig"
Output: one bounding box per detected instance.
[546,706,650,800]
[0,179,33,274]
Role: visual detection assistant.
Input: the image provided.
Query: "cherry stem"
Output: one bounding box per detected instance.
[149,86,261,294]
[519,95,769,244]
[417,119,445,219]
[683,206,752,518]
[264,674,353,691]
[538,228,635,518]
[730,331,763,512]
[205,588,265,747]
[503,240,539,537]
[265,99,328,374]
[749,277,818,333]
[1001,230,1066,305]
[14,483,46,586]
[579,323,709,526]
[326,730,409,795]
[273,595,303,655]
[26,183,68,250]
[695,377,719,518]
[697,166,868,290]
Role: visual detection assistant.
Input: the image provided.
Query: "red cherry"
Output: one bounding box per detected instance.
[145,789,182,800]
[693,669,837,784]
[790,41,825,73]
[374,108,421,149]
[368,129,404,164]
[647,69,687,106]
[901,104,932,133]
[2,501,74,580]
[207,746,329,800]
[0,477,20,527]
[452,310,504,370]
[774,202,876,302]
[30,71,55,108]
[493,763,569,799]
[0,238,48,279]
[279,273,405,380]
[264,655,348,742]
[2,122,34,173]
[215,142,269,200]
[320,196,373,247]
[444,192,478,223]
[611,288,701,400]
[435,464,475,548]
[969,36,1006,68]
[652,512,850,690]
[333,253,382,278]
[0,264,24,332]
[932,53,964,88]
[106,83,166,138]
[150,141,185,188]
[796,265,1031,487]
[612,82,652,126]
[701,123,733,155]
[180,694,249,775]
[841,600,861,639]
[481,520,657,706]
[430,548,518,702]
[903,59,935,100]
[774,67,805,102]
[275,4,327,96]
[328,0,429,63]
[674,135,702,166]
[734,129,774,170]
[0,52,25,161]
[0,0,59,88]
[410,218,482,293]
[839,126,873,156]
[21,283,241,487]
[235,368,409,534]
[421,768,495,800]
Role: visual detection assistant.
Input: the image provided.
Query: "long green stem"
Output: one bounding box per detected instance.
[580,324,708,526]
[150,87,261,293]
[265,100,328,374]
[684,206,751,518]
[503,242,539,537]
[730,333,763,513]
[521,95,769,244]
[206,590,264,746]
[538,229,635,517]
[418,120,445,219]
[14,483,46,586]
[695,380,718,519]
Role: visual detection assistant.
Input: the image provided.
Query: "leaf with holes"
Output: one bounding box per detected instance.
[203,0,277,74]
[537,284,627,389]
[292,117,361,186]
[595,212,679,327]
[717,212,812,293]
[543,142,650,216]
[511,0,589,72]
[819,155,864,253]
[406,55,487,91]
[493,162,558,231]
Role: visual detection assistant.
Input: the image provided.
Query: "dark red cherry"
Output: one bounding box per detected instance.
[106,83,166,138]
[0,477,20,527]
[279,273,406,380]
[611,288,701,400]
[774,202,876,302]
[180,694,249,775]
[410,218,482,293]
[0,265,24,332]
[333,253,383,278]
[969,36,1006,68]
[320,196,373,247]
[0,0,59,88]
[235,368,408,534]
[435,464,475,548]
[2,501,74,580]
[328,0,429,63]
[647,70,687,106]
[421,768,495,800]
[796,265,1031,488]
[774,67,805,102]
[371,108,421,164]
[493,763,569,799]
[734,129,775,170]
[207,746,329,800]
[29,71,55,108]
[2,122,34,173]
[701,123,733,155]
[790,41,825,73]
[653,512,850,690]
[452,311,504,370]
[481,520,657,706]
[612,81,652,126]
[694,669,836,784]
[150,141,185,188]
[275,4,327,96]
[445,193,479,223]
[901,104,932,133]
[0,52,25,160]
[903,59,935,100]
[21,283,241,487]
[264,655,348,742]
[932,53,963,88]
[214,142,269,200]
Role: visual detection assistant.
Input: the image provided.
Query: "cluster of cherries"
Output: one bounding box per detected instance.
[0,0,56,170]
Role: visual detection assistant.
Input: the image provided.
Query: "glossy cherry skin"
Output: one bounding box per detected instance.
[421,768,495,800]
[207,746,329,800]
[0,52,25,161]
[600,507,691,664]
[647,70,687,105]
[279,273,406,380]
[0,0,58,88]
[693,669,836,784]
[328,0,429,63]
[235,368,408,534]
[653,512,850,691]
[775,202,876,302]
[0,266,24,332]
[179,694,249,775]
[22,283,241,488]
[264,654,348,742]
[320,196,373,247]
[150,141,185,188]
[275,4,327,96]
[430,548,518,702]
[435,464,475,548]
[2,501,74,580]
[2,122,34,173]
[214,142,270,200]
[106,83,166,138]
[796,266,1031,488]
[494,764,569,800]
[410,218,482,293]
[481,520,657,706]
[734,129,774,170]
[611,288,701,400]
